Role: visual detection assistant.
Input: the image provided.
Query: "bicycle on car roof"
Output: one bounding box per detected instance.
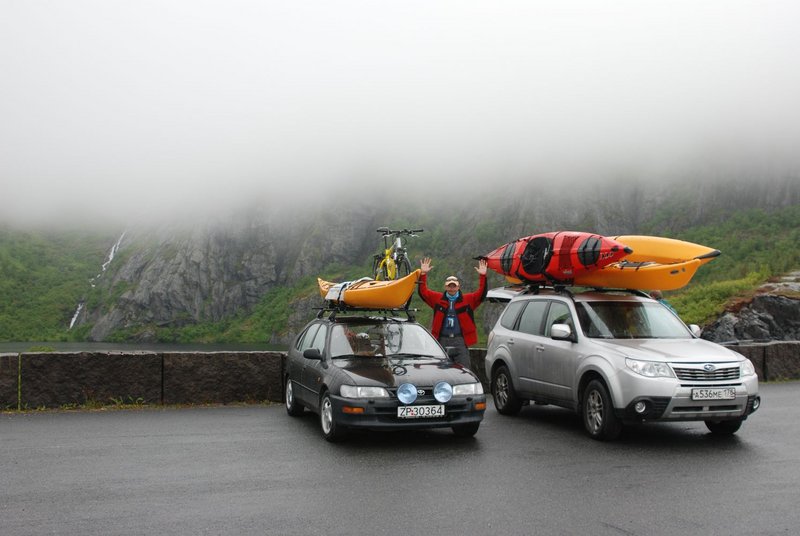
[372,227,423,281]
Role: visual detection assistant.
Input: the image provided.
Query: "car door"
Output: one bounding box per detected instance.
[299,324,328,409]
[291,323,321,406]
[508,299,548,396]
[534,300,580,403]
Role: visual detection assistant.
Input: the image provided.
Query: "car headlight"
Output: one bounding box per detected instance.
[340,385,390,398]
[433,381,453,403]
[625,358,675,378]
[453,383,484,396]
[740,359,756,377]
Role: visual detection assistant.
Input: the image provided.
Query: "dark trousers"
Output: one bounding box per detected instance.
[438,335,470,369]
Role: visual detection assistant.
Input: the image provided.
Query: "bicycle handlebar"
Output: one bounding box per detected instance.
[376,228,424,235]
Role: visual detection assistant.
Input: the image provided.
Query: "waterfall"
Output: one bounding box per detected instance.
[68,302,84,330]
[101,231,126,272]
[68,231,126,330]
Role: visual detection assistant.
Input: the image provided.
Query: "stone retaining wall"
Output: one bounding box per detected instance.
[0,351,284,410]
[0,343,797,410]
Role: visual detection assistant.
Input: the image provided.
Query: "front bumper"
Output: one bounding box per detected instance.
[613,369,760,424]
[329,394,486,431]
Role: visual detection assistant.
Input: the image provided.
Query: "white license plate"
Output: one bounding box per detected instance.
[397,405,445,419]
[691,388,736,401]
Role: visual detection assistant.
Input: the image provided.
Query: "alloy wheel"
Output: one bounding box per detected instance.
[585,388,604,434]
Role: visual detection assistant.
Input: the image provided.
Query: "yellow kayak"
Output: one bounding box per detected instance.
[318,269,421,309]
[575,258,703,291]
[611,235,720,266]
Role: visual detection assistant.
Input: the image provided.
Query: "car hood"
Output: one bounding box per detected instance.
[333,356,479,387]
[590,338,744,363]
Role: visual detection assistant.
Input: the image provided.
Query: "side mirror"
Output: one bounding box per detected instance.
[689,324,702,338]
[303,348,323,360]
[445,346,460,359]
[551,324,575,342]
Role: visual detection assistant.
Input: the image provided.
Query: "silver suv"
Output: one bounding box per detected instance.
[484,288,761,440]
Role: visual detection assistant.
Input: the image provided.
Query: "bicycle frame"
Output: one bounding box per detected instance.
[373,228,422,281]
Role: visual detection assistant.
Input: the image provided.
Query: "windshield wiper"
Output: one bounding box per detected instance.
[389,353,439,359]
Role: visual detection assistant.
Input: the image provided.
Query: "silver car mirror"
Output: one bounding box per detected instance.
[551,324,574,341]
[689,324,702,338]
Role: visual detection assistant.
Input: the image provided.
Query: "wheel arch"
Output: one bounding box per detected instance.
[577,356,622,409]
[489,356,519,391]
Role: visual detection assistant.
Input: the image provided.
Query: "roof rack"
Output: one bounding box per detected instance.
[587,287,652,298]
[316,302,418,322]
[487,283,652,303]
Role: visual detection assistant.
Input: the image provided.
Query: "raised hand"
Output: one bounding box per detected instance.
[475,258,488,276]
[420,257,433,274]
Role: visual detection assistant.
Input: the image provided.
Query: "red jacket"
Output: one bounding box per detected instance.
[418,272,487,346]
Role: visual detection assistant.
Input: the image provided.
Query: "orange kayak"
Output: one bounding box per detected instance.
[318,270,421,309]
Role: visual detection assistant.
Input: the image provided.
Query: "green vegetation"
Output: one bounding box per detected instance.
[661,206,800,324]
[0,226,117,341]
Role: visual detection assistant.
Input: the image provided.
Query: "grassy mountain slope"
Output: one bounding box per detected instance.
[0,227,117,341]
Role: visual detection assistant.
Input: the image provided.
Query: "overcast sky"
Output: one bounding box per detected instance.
[2,1,799,226]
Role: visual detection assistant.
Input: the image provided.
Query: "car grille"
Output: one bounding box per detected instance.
[672,365,740,381]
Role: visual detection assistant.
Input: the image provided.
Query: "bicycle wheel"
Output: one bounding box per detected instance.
[396,257,412,279]
[372,255,383,280]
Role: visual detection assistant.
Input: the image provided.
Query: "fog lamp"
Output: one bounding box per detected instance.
[752,397,761,410]
[397,383,418,405]
[634,401,647,414]
[433,381,453,403]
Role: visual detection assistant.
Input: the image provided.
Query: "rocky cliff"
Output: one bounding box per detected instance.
[701,272,800,344]
[75,205,387,341]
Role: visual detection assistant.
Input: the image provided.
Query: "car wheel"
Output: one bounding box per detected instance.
[451,422,480,437]
[492,365,523,415]
[319,391,347,442]
[582,379,622,441]
[285,377,304,416]
[705,418,743,435]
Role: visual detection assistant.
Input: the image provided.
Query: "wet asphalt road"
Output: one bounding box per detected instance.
[2,382,799,536]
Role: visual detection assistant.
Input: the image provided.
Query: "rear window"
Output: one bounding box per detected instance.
[500,301,526,329]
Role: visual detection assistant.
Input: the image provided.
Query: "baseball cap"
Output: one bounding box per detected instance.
[445,276,460,286]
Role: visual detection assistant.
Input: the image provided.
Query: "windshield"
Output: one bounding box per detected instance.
[576,301,692,339]
[329,322,447,359]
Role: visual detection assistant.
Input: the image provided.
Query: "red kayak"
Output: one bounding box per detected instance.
[482,231,632,285]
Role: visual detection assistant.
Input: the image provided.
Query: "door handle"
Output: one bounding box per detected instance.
[536,345,545,352]
[507,339,515,345]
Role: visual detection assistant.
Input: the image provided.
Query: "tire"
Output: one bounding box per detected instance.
[582,379,622,441]
[319,391,347,442]
[705,418,743,435]
[452,422,480,437]
[492,365,523,415]
[397,257,412,279]
[285,377,304,416]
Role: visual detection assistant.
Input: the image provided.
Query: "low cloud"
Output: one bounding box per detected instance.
[2,1,799,227]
